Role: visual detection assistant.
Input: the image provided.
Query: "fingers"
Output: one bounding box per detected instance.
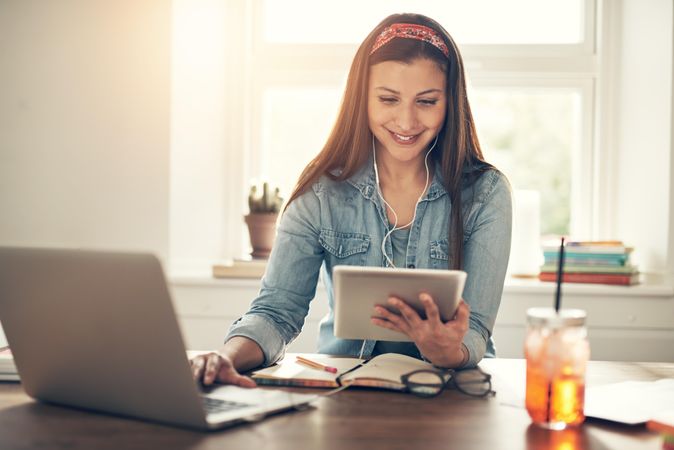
[372,306,408,331]
[216,360,257,388]
[190,355,207,383]
[419,292,441,323]
[387,296,422,327]
[371,315,404,333]
[444,300,470,336]
[370,295,425,335]
[454,300,470,323]
[203,353,222,385]
[187,353,259,389]
[190,352,256,388]
[372,303,410,334]
[228,373,257,388]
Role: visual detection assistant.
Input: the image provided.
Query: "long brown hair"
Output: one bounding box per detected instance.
[284,13,492,269]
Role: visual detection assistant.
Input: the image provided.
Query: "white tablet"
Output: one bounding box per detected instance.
[333,266,467,342]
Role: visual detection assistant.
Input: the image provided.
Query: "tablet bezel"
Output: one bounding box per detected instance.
[333,266,467,342]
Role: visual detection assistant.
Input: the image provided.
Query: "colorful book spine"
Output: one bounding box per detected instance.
[538,272,638,286]
[543,252,629,263]
[543,245,631,255]
[539,264,637,274]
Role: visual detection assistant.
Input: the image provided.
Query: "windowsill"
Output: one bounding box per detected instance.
[170,271,674,298]
[502,273,674,297]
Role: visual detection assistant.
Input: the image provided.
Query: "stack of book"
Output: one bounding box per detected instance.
[539,241,639,286]
[0,347,19,381]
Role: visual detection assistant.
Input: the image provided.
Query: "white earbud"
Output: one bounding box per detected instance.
[373,134,438,268]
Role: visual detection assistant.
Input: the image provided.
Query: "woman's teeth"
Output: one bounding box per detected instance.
[390,131,420,145]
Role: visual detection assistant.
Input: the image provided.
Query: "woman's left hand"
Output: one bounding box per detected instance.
[371,293,470,368]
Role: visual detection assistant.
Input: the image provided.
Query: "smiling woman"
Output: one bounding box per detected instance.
[190,12,512,388]
[245,0,594,266]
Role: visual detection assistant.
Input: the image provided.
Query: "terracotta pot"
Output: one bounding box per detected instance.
[244,213,278,259]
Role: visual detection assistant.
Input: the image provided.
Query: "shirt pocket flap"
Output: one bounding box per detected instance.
[319,230,370,258]
[430,239,449,261]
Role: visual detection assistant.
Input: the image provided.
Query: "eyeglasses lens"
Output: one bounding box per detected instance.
[452,369,493,397]
[405,370,446,397]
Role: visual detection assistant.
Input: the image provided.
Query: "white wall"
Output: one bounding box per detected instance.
[169,0,252,274]
[612,0,673,273]
[0,0,171,260]
[170,0,234,274]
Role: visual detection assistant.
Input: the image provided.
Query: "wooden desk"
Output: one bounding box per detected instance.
[0,359,671,450]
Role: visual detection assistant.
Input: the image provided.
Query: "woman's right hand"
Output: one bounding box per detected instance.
[189,352,257,387]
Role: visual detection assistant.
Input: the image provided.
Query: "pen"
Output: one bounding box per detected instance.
[295,356,338,374]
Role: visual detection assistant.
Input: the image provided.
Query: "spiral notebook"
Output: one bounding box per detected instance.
[251,353,444,391]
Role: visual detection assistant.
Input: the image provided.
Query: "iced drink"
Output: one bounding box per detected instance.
[525,308,589,430]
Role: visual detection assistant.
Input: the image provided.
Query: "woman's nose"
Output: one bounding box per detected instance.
[394,104,418,132]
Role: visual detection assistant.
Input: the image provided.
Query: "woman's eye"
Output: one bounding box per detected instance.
[378,96,398,104]
[418,99,439,106]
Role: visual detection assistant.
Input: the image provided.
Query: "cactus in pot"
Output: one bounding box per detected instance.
[244,182,283,259]
[248,182,283,214]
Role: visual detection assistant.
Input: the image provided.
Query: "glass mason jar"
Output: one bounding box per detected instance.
[525,308,590,430]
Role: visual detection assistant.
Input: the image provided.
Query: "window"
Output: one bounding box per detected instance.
[168,1,673,277]
[263,0,585,45]
[471,86,585,236]
[245,0,595,249]
[259,87,342,197]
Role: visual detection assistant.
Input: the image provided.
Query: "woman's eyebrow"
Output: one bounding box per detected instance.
[374,87,443,96]
[416,88,442,96]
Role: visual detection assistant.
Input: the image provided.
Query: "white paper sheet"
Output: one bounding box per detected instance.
[585,378,674,424]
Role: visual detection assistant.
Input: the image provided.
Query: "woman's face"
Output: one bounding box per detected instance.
[368,58,447,165]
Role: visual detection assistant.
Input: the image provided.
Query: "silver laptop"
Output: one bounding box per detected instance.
[0,247,317,430]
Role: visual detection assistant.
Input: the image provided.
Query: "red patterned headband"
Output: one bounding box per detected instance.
[370,23,449,58]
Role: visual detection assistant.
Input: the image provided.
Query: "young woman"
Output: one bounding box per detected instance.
[192,13,512,387]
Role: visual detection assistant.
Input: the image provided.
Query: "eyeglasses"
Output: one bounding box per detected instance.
[400,366,495,398]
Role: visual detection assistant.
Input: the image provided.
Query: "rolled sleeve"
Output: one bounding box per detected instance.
[462,328,488,368]
[461,171,513,368]
[225,184,325,366]
[227,314,288,366]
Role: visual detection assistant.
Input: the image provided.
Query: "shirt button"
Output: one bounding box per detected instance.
[407,264,415,269]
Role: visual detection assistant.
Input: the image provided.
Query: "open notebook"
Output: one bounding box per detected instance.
[251,353,446,391]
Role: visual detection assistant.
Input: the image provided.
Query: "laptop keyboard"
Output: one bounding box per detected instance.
[202,396,253,415]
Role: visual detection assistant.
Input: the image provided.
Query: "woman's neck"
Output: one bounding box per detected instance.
[374,148,432,191]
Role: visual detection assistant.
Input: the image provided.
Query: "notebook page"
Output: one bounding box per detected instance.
[253,353,363,383]
[343,353,435,386]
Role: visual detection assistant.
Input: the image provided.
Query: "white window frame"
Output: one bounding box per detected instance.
[235,0,599,250]
[169,0,674,277]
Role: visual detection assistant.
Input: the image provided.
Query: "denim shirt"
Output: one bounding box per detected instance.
[227,159,512,368]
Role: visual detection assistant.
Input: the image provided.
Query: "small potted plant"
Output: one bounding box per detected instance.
[244,182,283,259]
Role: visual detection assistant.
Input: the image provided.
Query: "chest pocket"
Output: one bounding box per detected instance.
[430,239,449,270]
[319,229,370,266]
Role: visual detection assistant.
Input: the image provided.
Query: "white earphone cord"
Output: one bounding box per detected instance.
[372,135,437,268]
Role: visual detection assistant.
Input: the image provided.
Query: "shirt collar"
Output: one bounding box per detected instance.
[344,155,448,202]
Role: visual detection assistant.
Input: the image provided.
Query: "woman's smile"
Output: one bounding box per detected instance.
[389,130,421,145]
